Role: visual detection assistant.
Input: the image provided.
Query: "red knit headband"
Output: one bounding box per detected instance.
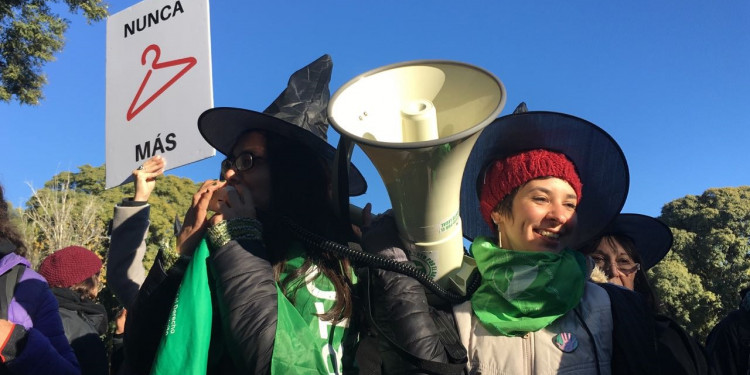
[479,149,583,229]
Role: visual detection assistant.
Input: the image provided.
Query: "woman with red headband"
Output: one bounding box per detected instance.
[361,108,644,374]
[450,109,630,374]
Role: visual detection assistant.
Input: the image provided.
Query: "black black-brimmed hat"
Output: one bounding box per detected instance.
[604,213,673,271]
[198,54,367,196]
[460,108,630,249]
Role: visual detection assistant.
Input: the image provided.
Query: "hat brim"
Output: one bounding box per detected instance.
[606,213,672,270]
[198,107,367,196]
[460,111,629,248]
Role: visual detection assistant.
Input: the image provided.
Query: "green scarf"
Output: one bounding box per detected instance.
[470,236,586,337]
[151,239,213,375]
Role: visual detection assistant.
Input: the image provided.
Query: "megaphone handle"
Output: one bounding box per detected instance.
[334,136,355,238]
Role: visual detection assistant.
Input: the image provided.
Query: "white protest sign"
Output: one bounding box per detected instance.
[105,0,213,188]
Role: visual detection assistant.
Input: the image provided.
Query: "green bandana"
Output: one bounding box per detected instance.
[470,236,586,337]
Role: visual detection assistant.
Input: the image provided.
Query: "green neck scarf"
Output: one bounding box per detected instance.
[470,236,587,337]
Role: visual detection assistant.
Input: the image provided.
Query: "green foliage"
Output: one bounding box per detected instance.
[650,232,720,340]
[21,164,198,314]
[0,0,108,105]
[34,164,198,264]
[10,162,197,357]
[653,186,750,342]
[24,176,106,265]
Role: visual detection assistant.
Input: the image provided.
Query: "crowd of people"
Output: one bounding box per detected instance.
[0,54,746,374]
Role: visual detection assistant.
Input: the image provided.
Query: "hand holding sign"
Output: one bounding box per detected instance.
[106,0,213,189]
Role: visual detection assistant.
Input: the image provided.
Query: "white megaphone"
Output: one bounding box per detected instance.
[329,60,506,290]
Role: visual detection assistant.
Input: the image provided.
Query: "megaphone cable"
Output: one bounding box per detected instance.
[281,216,481,304]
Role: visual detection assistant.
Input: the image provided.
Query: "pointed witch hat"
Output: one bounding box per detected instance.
[198,54,367,196]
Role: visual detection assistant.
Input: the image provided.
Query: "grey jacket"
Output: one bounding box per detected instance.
[108,201,149,310]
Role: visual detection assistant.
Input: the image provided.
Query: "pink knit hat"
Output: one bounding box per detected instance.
[479,149,583,229]
[39,246,102,288]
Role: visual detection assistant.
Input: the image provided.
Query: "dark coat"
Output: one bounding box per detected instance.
[123,236,276,375]
[207,237,277,374]
[52,288,108,375]
[706,308,750,375]
[123,252,190,375]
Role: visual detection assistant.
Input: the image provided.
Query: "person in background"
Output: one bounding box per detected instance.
[579,212,712,375]
[110,308,126,375]
[581,213,672,310]
[39,246,108,375]
[706,286,750,375]
[107,155,167,311]
[106,155,173,375]
[0,184,81,374]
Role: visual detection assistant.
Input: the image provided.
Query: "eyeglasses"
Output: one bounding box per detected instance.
[221,152,262,174]
[591,255,641,275]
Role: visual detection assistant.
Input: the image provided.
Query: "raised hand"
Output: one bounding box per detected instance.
[177,179,226,256]
[133,155,166,202]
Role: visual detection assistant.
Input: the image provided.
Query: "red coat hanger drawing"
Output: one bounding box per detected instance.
[127,44,197,121]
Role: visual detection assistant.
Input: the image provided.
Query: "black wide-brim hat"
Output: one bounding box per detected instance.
[460,111,630,249]
[604,213,673,271]
[198,55,367,196]
[199,107,367,195]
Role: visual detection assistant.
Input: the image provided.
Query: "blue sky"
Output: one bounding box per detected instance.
[1,1,748,220]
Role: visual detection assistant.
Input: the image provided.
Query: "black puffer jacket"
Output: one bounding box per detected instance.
[356,215,462,375]
[207,236,277,374]
[124,236,279,375]
[126,218,453,375]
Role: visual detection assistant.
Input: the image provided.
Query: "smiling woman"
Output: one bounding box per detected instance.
[363,107,640,374]
[451,110,628,373]
[484,151,582,253]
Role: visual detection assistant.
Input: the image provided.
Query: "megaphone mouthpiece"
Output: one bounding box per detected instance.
[401,99,438,142]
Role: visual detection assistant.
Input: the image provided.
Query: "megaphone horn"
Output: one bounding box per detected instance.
[330,60,506,289]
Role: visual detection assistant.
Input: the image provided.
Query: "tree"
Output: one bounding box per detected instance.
[24,174,105,267]
[16,163,198,351]
[651,186,750,342]
[0,0,108,105]
[26,164,199,269]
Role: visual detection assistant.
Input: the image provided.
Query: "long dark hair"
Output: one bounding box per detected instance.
[0,185,27,257]
[256,131,354,324]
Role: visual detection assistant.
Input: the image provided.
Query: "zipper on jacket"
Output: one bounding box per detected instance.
[523,332,532,375]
